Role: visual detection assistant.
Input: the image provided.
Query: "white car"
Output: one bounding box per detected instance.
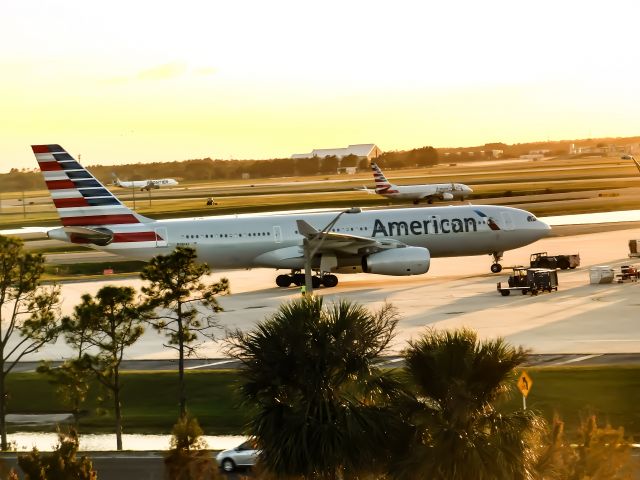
[215,440,260,472]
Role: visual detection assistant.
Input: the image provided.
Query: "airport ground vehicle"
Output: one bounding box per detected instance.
[497,267,559,296]
[530,252,580,270]
[215,440,259,472]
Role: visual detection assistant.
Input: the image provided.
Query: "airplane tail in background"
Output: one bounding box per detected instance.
[370,162,396,194]
[111,172,122,186]
[31,144,151,228]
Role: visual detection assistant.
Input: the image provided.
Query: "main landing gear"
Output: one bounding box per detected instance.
[275,271,339,289]
[490,251,503,273]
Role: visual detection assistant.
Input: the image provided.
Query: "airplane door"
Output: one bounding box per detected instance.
[500,213,514,231]
[273,226,282,243]
[155,227,168,247]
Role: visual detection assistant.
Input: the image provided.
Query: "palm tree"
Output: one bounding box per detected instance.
[392,328,544,480]
[226,295,402,479]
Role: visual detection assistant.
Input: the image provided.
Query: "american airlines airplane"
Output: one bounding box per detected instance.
[32,144,550,288]
[111,173,178,191]
[369,162,473,204]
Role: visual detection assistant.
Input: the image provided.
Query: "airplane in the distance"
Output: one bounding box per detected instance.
[32,144,550,287]
[367,162,473,204]
[111,173,178,191]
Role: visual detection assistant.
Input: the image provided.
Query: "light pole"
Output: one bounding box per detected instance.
[300,207,361,295]
[621,154,640,173]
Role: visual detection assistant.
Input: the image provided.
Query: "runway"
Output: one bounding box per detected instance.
[11,221,640,360]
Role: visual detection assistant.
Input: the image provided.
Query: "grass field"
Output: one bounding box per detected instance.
[2,155,640,230]
[6,366,640,441]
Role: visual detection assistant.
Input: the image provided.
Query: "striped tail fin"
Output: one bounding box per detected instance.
[32,144,151,227]
[370,162,394,194]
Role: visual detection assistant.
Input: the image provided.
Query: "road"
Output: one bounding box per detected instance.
[0,452,251,480]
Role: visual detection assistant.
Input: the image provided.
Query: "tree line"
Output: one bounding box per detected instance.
[0,146,439,193]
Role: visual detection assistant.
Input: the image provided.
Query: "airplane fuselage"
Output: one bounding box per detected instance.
[378,183,471,201]
[115,178,178,189]
[53,204,549,271]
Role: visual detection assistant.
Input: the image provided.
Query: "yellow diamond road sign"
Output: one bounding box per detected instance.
[518,371,533,397]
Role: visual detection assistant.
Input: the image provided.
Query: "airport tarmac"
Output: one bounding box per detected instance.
[18,223,640,360]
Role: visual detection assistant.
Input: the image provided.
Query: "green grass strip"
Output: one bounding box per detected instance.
[5,366,640,440]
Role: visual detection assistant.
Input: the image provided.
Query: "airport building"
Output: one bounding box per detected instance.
[292,143,382,162]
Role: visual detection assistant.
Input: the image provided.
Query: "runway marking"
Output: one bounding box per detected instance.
[578,340,640,342]
[185,360,236,370]
[552,354,603,365]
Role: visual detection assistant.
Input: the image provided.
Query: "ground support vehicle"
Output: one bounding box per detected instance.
[497,267,559,296]
[616,265,640,283]
[629,240,640,258]
[530,252,580,270]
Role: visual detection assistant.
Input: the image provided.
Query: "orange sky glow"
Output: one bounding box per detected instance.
[1,0,639,173]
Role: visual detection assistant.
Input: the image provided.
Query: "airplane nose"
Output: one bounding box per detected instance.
[538,219,552,236]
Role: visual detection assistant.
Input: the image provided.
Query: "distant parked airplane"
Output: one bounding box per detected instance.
[368,162,473,204]
[32,144,550,288]
[111,173,178,191]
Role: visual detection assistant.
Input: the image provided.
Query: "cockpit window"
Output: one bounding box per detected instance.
[526,215,537,222]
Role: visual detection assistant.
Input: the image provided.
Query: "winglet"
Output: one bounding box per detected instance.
[296,220,318,238]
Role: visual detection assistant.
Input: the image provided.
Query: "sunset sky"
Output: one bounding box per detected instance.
[1,0,639,173]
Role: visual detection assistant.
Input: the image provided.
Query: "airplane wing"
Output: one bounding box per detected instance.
[296,220,405,255]
[355,186,375,194]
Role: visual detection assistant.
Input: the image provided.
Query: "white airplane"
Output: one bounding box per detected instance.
[111,173,178,191]
[368,162,473,204]
[32,144,550,287]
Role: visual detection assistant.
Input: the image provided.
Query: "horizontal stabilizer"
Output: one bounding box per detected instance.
[64,226,113,246]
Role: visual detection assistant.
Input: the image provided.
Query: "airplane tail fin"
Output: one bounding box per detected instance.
[31,144,152,227]
[111,172,121,186]
[370,162,394,193]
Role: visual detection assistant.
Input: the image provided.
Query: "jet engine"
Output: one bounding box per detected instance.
[441,192,454,200]
[362,247,430,276]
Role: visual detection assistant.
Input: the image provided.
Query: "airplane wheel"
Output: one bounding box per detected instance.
[276,275,292,288]
[322,275,339,288]
[312,276,321,288]
[491,263,502,273]
[292,273,305,287]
